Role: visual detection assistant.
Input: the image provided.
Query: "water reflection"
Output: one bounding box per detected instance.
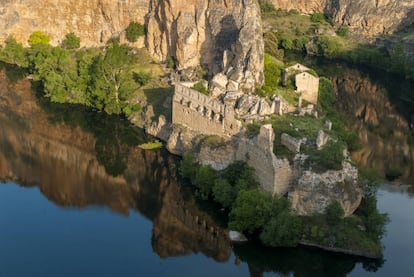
[0,67,231,262]
[0,65,384,276]
[285,54,414,185]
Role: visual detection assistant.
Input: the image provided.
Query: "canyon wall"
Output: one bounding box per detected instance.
[146,0,264,91]
[270,0,414,37]
[0,0,149,47]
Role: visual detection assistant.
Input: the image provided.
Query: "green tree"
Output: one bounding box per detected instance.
[133,71,152,86]
[0,37,28,67]
[125,22,145,43]
[315,36,342,58]
[212,179,234,208]
[260,211,302,247]
[179,153,197,180]
[62,32,81,49]
[30,46,78,103]
[28,31,50,46]
[326,201,344,226]
[88,42,138,114]
[311,13,325,23]
[194,165,216,199]
[229,189,273,233]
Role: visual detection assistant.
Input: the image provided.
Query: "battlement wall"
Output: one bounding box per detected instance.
[172,84,241,137]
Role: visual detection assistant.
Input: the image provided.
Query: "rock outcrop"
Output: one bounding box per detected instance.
[0,0,149,47]
[146,0,264,92]
[289,161,362,217]
[270,0,414,37]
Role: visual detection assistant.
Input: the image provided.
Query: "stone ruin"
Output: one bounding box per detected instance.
[284,63,320,105]
[172,83,292,137]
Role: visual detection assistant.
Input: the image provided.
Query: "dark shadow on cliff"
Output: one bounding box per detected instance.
[143,87,173,121]
[200,14,240,79]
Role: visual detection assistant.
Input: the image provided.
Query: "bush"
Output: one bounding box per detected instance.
[260,211,302,247]
[326,201,344,226]
[133,71,152,86]
[259,0,276,14]
[310,13,325,23]
[179,153,197,180]
[165,56,176,69]
[315,36,342,58]
[262,53,284,94]
[125,22,145,43]
[62,32,80,49]
[28,31,50,46]
[229,189,274,233]
[308,140,345,171]
[191,81,208,95]
[336,27,348,37]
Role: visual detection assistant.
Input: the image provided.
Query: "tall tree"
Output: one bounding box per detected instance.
[89,42,138,114]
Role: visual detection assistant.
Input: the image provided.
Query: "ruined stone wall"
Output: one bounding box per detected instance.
[172,84,241,137]
[295,72,319,105]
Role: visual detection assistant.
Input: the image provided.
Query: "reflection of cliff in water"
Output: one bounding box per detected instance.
[0,68,231,262]
[331,67,414,183]
[0,65,381,276]
[284,53,414,184]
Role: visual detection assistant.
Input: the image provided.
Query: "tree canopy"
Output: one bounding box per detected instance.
[125,22,145,43]
[28,31,50,46]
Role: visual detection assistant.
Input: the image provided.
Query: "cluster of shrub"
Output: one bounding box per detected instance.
[0,22,148,116]
[179,154,388,255]
[261,6,414,79]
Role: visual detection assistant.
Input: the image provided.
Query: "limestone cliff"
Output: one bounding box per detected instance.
[270,0,414,37]
[146,0,264,92]
[0,0,149,47]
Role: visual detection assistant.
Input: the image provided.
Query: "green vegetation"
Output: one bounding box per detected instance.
[180,156,387,255]
[385,165,403,181]
[62,32,81,49]
[262,10,414,79]
[0,32,169,119]
[138,140,163,150]
[191,81,208,95]
[125,22,146,43]
[336,27,348,37]
[310,13,326,24]
[28,31,50,46]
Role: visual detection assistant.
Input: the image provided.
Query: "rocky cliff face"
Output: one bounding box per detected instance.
[0,0,149,47]
[270,0,414,37]
[146,0,264,92]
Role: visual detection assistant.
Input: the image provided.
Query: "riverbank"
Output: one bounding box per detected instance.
[0,38,388,258]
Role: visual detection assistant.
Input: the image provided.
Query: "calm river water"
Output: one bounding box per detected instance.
[1,61,414,276]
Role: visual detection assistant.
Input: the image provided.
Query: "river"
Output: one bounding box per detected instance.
[0,61,414,276]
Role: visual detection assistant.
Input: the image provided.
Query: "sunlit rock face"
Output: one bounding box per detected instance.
[270,0,414,37]
[146,0,264,92]
[0,68,231,261]
[0,0,149,47]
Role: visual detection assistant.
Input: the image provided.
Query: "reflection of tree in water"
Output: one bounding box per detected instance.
[234,241,384,277]
[35,94,147,176]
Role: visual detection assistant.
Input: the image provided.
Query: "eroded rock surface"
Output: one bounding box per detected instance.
[146,0,264,92]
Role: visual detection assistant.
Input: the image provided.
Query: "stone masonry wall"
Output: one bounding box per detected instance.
[172,84,241,137]
[295,72,319,105]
